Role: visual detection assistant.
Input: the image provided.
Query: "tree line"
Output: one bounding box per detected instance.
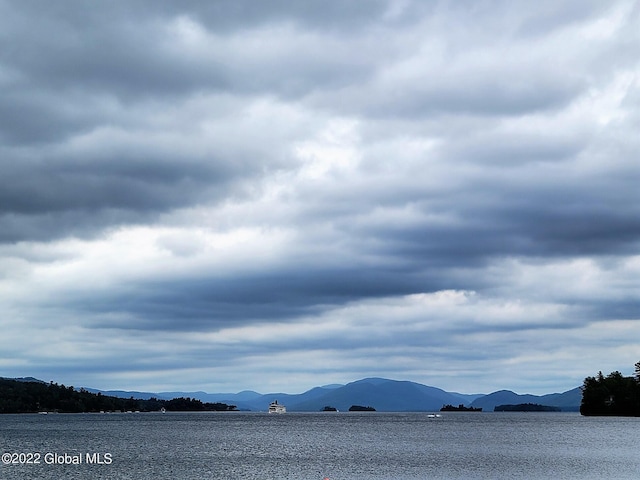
[0,378,236,413]
[580,361,640,416]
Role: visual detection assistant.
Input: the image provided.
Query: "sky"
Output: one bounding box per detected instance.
[0,0,638,396]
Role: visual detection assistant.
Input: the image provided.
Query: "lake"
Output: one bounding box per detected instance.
[1,411,639,479]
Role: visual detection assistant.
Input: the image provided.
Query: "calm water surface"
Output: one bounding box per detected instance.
[1,412,639,479]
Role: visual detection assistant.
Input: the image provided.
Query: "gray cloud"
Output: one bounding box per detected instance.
[0,0,638,394]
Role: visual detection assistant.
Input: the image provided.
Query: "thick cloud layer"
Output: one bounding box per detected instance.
[0,0,638,394]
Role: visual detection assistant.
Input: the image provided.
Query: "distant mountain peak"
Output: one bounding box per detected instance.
[7,376,581,412]
[349,377,393,385]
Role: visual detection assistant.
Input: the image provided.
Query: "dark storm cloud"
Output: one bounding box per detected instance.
[0,0,390,242]
[0,142,252,242]
[1,0,386,103]
[1,157,219,214]
[49,263,430,332]
[0,91,95,145]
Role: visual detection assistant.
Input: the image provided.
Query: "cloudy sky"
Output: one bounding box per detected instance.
[1,0,638,396]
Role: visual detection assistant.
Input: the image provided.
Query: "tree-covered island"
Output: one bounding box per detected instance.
[580,361,640,416]
[348,405,376,411]
[440,404,482,412]
[494,403,561,412]
[0,378,237,414]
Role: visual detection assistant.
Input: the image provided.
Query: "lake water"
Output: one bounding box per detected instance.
[1,411,639,479]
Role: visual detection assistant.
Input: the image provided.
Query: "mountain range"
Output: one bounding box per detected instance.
[83,377,582,412]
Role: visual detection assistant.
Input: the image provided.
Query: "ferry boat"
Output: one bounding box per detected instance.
[268,400,286,414]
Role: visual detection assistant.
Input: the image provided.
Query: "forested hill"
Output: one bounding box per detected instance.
[580,362,640,416]
[0,378,236,413]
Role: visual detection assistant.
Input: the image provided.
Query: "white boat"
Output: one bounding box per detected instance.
[268,400,286,414]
